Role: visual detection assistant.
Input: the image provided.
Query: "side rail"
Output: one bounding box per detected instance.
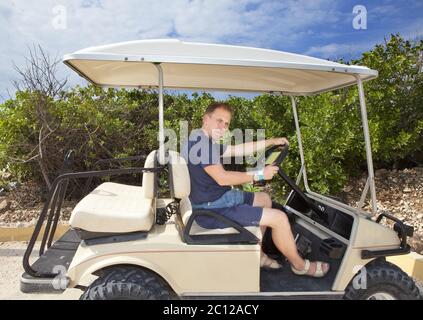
[23,156,163,278]
[182,210,260,245]
[361,211,414,259]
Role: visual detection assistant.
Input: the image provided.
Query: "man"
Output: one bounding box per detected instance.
[182,102,329,277]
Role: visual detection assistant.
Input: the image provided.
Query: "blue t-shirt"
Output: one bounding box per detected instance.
[181,129,230,204]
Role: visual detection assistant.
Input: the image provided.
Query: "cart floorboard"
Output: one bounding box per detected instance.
[20,229,81,293]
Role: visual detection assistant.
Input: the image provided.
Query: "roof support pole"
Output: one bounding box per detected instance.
[154,63,166,165]
[290,96,310,191]
[355,75,377,214]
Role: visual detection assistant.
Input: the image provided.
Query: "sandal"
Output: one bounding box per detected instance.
[291,259,330,278]
[260,254,282,270]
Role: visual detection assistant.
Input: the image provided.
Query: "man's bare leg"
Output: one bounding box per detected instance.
[252,192,329,274]
[253,192,272,208]
[252,192,272,236]
[259,208,303,269]
[253,193,286,268]
[260,208,329,274]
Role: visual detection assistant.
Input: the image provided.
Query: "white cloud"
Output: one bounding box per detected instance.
[399,19,423,40]
[370,4,397,17]
[304,15,423,60]
[0,0,376,99]
[304,43,371,59]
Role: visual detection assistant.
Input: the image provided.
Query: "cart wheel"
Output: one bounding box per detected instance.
[80,266,175,300]
[343,259,422,300]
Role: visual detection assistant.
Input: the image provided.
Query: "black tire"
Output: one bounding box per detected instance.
[343,259,422,300]
[80,266,175,300]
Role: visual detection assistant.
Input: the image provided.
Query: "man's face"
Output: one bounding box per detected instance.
[203,107,231,141]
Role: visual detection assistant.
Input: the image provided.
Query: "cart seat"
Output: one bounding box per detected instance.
[167,151,262,239]
[69,151,158,233]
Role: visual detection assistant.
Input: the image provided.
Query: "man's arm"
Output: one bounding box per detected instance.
[204,163,279,186]
[222,137,288,158]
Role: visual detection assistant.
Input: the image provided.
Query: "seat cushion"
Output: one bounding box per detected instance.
[69,182,155,233]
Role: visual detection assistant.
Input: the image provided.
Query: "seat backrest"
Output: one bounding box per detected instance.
[167,150,191,200]
[142,150,158,199]
[167,151,261,240]
[167,151,194,226]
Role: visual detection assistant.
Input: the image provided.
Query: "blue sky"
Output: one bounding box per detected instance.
[0,0,422,101]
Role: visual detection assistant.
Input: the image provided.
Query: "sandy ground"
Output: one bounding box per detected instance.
[0,241,80,300]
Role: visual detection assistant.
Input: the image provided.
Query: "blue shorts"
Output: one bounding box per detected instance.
[192,190,263,229]
[191,189,255,209]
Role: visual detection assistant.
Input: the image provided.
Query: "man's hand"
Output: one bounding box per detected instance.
[270,137,289,146]
[263,165,279,180]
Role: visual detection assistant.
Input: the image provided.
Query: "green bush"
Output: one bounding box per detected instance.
[0,34,421,200]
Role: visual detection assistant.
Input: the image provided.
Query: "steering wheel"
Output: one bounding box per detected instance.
[253,144,289,170]
[263,144,289,167]
[255,143,329,223]
[252,144,288,187]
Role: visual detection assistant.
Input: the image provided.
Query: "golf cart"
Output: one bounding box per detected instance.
[20,39,421,300]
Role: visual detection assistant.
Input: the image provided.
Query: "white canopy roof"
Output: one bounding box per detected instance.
[63,39,378,95]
